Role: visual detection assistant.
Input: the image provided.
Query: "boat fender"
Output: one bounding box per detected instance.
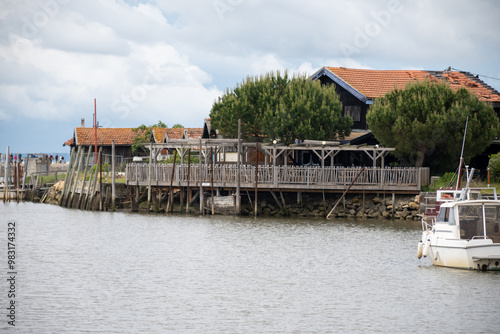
[434,251,439,261]
[422,240,431,258]
[417,241,423,259]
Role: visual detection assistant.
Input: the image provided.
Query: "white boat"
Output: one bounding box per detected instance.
[418,185,500,271]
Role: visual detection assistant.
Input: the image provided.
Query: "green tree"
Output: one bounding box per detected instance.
[367,80,500,171]
[172,124,184,128]
[132,120,167,155]
[210,71,352,144]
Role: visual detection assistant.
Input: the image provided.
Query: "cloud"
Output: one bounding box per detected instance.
[1,0,500,153]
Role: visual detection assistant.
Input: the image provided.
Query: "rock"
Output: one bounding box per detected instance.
[53,180,64,192]
[373,197,381,204]
[352,197,361,203]
[408,201,419,211]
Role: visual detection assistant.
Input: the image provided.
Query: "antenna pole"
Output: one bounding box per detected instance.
[456,117,469,190]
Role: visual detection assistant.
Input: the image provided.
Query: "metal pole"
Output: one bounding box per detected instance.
[94,98,97,163]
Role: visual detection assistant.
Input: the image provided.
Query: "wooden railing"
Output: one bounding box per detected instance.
[126,164,429,192]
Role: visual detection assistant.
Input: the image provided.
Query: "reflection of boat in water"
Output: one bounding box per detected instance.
[418,172,500,271]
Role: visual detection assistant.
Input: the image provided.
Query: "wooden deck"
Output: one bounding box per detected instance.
[126,164,429,193]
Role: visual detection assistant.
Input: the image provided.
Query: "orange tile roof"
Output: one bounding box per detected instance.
[63,138,74,146]
[152,127,203,143]
[75,127,143,146]
[325,67,500,102]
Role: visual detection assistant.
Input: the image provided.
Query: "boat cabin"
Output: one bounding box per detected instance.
[436,201,500,242]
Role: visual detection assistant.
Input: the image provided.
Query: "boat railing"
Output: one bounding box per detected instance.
[421,215,435,231]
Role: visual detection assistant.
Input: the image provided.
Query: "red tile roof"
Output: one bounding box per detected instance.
[74,127,144,146]
[325,67,500,102]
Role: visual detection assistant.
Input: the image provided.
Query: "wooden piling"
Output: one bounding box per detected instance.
[88,147,102,210]
[3,146,9,203]
[111,140,116,211]
[166,150,177,213]
[211,147,214,215]
[59,147,76,206]
[186,149,191,213]
[236,119,241,214]
[254,142,258,217]
[69,147,85,208]
[77,146,92,209]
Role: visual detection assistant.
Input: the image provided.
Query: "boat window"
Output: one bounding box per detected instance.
[437,207,450,223]
[484,206,500,242]
[458,205,485,240]
[448,208,455,226]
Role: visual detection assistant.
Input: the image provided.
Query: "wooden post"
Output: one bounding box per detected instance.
[211,147,215,215]
[112,140,116,211]
[63,146,82,208]
[88,147,102,210]
[99,150,103,211]
[199,139,204,215]
[59,147,76,206]
[326,167,365,219]
[3,146,9,202]
[166,150,177,213]
[82,148,95,209]
[21,154,29,201]
[148,142,152,211]
[391,192,395,219]
[78,146,92,209]
[236,119,241,214]
[254,142,258,217]
[186,149,191,213]
[69,147,85,208]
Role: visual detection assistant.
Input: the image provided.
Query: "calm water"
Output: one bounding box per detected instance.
[1,202,499,333]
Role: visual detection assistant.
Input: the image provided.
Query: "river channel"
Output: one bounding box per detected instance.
[1,202,499,333]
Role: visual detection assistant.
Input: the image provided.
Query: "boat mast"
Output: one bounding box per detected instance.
[456,117,469,190]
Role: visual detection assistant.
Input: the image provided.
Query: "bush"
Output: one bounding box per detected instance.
[488,153,500,182]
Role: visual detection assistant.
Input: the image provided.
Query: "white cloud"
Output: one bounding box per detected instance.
[1,0,500,152]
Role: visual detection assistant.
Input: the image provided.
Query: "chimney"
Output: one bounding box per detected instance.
[81,118,85,127]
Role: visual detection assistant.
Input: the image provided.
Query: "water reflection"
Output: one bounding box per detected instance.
[0,203,498,333]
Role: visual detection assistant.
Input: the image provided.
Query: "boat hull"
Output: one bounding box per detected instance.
[428,238,500,270]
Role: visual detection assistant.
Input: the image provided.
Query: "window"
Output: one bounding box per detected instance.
[344,105,361,122]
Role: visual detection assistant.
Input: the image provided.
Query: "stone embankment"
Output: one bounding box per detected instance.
[242,193,421,220]
[38,180,422,220]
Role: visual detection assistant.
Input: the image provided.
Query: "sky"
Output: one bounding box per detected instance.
[1,0,499,154]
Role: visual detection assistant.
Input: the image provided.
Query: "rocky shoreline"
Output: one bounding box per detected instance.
[36,180,422,220]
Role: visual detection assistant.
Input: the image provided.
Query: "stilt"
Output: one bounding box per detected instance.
[59,147,76,206]
[111,140,116,211]
[77,146,92,209]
